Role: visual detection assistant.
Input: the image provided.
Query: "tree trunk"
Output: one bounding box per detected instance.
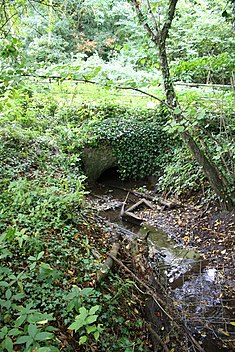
[157,38,234,209]
[130,0,234,209]
[158,40,178,109]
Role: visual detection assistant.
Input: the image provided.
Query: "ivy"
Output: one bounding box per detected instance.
[79,105,173,179]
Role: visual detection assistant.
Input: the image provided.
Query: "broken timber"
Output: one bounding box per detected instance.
[122,198,154,225]
[109,185,182,210]
[96,242,120,283]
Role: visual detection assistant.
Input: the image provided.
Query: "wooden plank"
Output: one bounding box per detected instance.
[122,211,143,225]
[126,198,154,213]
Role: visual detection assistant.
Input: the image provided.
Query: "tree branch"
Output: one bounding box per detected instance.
[0,11,18,32]
[17,73,174,110]
[161,0,178,43]
[146,0,159,34]
[116,85,172,109]
[130,0,157,41]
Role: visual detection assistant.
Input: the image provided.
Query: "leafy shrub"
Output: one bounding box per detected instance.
[0,175,86,232]
[0,86,154,352]
[157,147,205,195]
[171,53,235,84]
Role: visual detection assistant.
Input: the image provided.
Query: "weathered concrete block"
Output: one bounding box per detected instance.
[81,145,117,182]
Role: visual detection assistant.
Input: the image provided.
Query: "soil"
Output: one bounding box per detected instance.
[138,196,235,287]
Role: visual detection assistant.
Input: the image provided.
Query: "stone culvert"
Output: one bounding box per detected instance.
[81,145,117,183]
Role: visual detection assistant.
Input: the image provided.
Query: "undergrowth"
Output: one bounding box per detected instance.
[0,83,233,350]
[0,87,154,351]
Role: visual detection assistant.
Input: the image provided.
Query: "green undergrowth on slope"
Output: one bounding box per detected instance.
[0,88,155,351]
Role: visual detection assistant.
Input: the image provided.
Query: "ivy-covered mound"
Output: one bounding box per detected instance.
[79,104,174,180]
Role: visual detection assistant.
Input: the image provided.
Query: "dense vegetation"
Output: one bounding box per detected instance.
[0,0,234,351]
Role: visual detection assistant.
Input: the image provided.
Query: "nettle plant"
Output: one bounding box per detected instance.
[0,265,59,352]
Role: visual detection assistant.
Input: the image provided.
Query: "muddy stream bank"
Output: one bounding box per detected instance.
[88,170,235,352]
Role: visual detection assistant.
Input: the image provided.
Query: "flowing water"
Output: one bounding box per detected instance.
[90,171,234,351]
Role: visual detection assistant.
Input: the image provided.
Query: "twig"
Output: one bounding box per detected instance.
[183,326,206,352]
[175,81,231,89]
[109,254,206,352]
[146,322,170,352]
[120,191,130,217]
[108,253,173,321]
[146,0,158,31]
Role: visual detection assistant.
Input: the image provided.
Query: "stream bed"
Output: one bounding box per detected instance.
[89,172,234,351]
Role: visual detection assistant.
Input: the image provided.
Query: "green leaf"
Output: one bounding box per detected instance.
[8,328,21,336]
[17,281,24,294]
[79,288,94,297]
[86,315,98,325]
[2,336,13,352]
[0,232,8,243]
[15,315,26,327]
[29,312,54,324]
[28,256,36,261]
[86,325,96,334]
[0,281,9,287]
[28,324,38,338]
[89,305,100,315]
[78,306,88,320]
[68,320,84,332]
[16,335,32,344]
[0,326,8,338]
[79,335,87,345]
[37,251,45,260]
[177,125,185,132]
[94,330,100,341]
[29,262,36,270]
[35,332,54,341]
[197,109,206,120]
[14,293,25,301]
[173,107,181,115]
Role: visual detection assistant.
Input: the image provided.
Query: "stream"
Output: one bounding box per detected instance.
[89,170,234,351]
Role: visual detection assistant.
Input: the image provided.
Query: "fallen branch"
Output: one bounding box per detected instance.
[122,198,155,225]
[97,217,139,239]
[109,185,155,201]
[122,211,143,225]
[108,253,172,320]
[96,242,120,283]
[158,199,182,210]
[146,322,170,352]
[126,198,155,212]
[109,185,182,210]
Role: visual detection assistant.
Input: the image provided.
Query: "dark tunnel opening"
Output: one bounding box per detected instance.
[96,166,120,183]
